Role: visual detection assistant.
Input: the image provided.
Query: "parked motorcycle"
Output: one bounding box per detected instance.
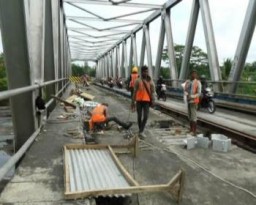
[107,78,114,88]
[198,86,216,113]
[116,78,123,89]
[157,83,167,101]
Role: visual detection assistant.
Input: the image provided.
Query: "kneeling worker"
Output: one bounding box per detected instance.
[89,103,132,131]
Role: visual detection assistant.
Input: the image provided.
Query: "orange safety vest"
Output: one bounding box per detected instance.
[135,80,151,102]
[129,73,139,88]
[192,79,200,104]
[91,105,107,123]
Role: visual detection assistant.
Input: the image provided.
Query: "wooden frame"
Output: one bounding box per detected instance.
[63,137,185,203]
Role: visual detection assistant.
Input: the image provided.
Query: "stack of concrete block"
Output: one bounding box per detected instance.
[183,133,231,152]
[196,134,211,149]
[211,134,231,152]
[184,136,197,149]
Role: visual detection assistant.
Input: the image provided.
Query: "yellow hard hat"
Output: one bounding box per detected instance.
[132,66,138,73]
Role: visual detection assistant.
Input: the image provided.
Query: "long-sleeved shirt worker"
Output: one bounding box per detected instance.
[186,79,202,104]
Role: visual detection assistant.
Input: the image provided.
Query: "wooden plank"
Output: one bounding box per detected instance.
[64,144,108,150]
[65,171,183,199]
[65,184,169,199]
[177,170,185,204]
[108,145,140,187]
[64,171,184,200]
[64,138,136,150]
[64,146,70,193]
[79,92,95,100]
[51,95,76,108]
[65,95,78,103]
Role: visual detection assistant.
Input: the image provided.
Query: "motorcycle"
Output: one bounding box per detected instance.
[107,78,114,88]
[116,78,123,89]
[198,86,216,113]
[157,83,167,101]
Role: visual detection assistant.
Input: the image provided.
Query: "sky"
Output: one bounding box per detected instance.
[0,0,255,66]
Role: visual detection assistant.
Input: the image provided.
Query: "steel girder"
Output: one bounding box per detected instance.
[63,0,181,78]
[0,0,71,149]
[228,0,256,94]
[179,0,221,91]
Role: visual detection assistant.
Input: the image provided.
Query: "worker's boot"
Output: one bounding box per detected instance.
[192,122,197,136]
[190,122,193,132]
[125,122,133,130]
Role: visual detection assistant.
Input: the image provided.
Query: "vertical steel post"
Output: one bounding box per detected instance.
[199,0,221,84]
[144,24,153,78]
[179,0,199,80]
[132,34,138,66]
[116,45,120,78]
[120,42,125,78]
[140,30,146,70]
[112,49,116,78]
[164,9,178,87]
[129,35,134,74]
[228,0,256,93]
[123,40,128,78]
[44,0,56,110]
[154,15,165,80]
[0,0,36,150]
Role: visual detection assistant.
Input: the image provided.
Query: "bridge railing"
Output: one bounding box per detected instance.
[163,79,256,98]
[0,78,69,182]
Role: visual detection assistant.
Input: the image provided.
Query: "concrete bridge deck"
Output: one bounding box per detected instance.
[0,84,256,205]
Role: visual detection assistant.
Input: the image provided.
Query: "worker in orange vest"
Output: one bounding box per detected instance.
[129,66,139,99]
[89,103,132,132]
[185,70,201,136]
[131,65,156,139]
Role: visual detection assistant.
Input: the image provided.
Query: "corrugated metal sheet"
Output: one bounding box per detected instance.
[66,148,131,196]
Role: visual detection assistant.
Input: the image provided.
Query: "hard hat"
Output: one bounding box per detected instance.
[132,66,138,73]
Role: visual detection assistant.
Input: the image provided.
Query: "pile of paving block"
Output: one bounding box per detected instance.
[185,134,232,152]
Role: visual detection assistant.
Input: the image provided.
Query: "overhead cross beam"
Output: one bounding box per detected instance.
[69,19,138,32]
[66,2,156,22]
[66,16,143,24]
[64,0,163,9]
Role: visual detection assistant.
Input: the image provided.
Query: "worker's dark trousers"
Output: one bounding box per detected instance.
[130,88,134,99]
[106,117,129,129]
[136,101,150,133]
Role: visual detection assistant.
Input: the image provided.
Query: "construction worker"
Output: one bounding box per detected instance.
[131,65,156,139]
[185,70,202,136]
[129,66,139,98]
[89,103,132,132]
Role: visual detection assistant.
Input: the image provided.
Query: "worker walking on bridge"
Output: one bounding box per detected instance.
[131,65,156,139]
[89,103,132,132]
[185,70,201,136]
[129,66,139,99]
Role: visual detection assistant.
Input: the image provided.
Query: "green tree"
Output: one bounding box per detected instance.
[0,53,9,106]
[72,63,84,76]
[159,66,170,79]
[162,44,210,78]
[221,58,232,80]
[71,62,95,77]
[0,53,7,91]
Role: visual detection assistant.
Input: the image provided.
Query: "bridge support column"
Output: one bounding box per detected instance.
[154,15,165,81]
[0,0,36,150]
[199,0,221,86]
[180,0,199,80]
[144,25,153,78]
[164,9,178,87]
[228,0,256,94]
